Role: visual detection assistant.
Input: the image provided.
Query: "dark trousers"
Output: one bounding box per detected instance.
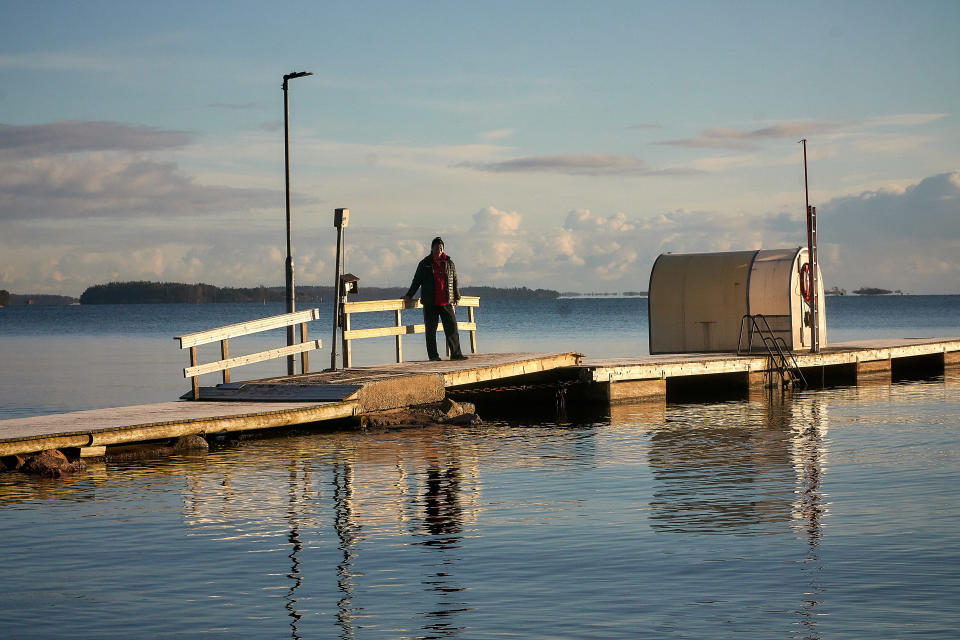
[423,304,463,359]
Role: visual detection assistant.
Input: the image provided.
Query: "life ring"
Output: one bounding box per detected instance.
[799,262,812,303]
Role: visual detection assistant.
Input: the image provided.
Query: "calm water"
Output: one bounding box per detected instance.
[1,297,959,638]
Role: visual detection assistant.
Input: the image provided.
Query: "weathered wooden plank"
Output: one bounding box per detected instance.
[394,309,403,363]
[343,322,477,341]
[220,338,231,384]
[0,400,359,456]
[300,322,309,374]
[582,339,960,383]
[468,306,477,353]
[190,345,199,400]
[176,308,321,348]
[342,296,480,314]
[184,340,322,377]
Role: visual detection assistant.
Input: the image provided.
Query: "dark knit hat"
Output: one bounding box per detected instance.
[431,236,444,248]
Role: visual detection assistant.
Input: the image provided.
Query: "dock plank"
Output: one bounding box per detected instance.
[582,338,960,382]
[0,400,358,456]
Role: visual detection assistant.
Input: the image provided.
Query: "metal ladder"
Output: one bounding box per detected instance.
[738,314,808,389]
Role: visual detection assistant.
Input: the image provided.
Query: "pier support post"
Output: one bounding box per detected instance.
[606,378,666,404]
[748,370,774,389]
[945,350,960,369]
[856,358,892,384]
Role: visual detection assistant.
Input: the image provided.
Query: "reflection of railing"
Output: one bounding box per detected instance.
[738,313,807,388]
[339,296,479,367]
[175,309,322,399]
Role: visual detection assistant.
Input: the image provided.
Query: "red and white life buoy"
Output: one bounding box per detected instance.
[799,262,812,303]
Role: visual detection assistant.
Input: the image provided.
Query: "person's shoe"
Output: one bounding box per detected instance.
[450,354,468,361]
[429,356,442,361]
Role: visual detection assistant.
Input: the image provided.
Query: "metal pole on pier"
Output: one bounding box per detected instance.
[330,208,349,370]
[800,139,821,353]
[282,70,312,375]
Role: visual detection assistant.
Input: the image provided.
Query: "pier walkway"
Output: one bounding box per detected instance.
[0,352,581,457]
[2,339,958,458]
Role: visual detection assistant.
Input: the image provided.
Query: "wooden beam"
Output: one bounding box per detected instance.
[220,339,230,384]
[945,350,960,368]
[300,322,309,374]
[189,346,199,400]
[175,308,321,348]
[608,378,666,403]
[342,312,351,368]
[343,322,477,341]
[395,309,403,363]
[184,340,322,377]
[342,296,479,314]
[856,358,892,382]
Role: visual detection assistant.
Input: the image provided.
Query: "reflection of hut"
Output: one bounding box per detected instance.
[648,247,826,354]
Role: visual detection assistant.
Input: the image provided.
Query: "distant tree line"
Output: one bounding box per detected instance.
[1,291,79,306]
[78,281,561,304]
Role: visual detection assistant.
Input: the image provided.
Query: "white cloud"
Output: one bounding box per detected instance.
[564,209,635,232]
[470,206,522,234]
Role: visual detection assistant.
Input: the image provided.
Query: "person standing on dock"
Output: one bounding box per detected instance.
[402,236,466,361]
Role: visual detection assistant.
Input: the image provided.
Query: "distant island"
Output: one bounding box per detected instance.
[76,281,562,304]
[561,291,647,297]
[0,290,79,306]
[853,287,903,296]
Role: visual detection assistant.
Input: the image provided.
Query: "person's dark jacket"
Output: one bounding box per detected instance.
[404,254,460,306]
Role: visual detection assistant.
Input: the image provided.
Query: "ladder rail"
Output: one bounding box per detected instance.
[738,314,807,388]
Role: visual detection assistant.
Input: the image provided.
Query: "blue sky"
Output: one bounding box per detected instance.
[2,0,959,294]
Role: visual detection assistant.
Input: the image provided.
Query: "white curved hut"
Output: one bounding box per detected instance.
[648,247,826,354]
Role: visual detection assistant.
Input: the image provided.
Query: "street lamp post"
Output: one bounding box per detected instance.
[282,70,312,375]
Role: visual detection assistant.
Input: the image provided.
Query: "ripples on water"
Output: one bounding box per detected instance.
[2,377,959,638]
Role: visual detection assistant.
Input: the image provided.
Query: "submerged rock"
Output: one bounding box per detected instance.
[361,398,482,430]
[444,412,482,426]
[21,449,87,478]
[439,397,476,419]
[173,435,209,451]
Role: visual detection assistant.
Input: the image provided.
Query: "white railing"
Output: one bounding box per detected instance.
[339,296,479,367]
[175,308,322,399]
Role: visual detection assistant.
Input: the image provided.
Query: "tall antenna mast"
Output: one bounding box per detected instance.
[800,139,820,353]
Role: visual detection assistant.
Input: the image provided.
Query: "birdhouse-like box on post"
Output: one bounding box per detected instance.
[648,247,826,354]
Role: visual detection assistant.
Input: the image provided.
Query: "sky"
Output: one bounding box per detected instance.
[1,0,959,296]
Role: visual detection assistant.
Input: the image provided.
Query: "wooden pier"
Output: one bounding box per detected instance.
[579,337,960,403]
[1,338,958,459]
[0,352,581,457]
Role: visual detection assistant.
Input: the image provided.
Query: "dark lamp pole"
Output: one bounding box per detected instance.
[282,70,312,375]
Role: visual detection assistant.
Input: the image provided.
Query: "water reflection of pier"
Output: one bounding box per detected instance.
[177,427,492,638]
[611,390,829,638]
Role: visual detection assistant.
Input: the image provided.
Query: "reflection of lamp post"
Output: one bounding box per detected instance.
[283,70,312,375]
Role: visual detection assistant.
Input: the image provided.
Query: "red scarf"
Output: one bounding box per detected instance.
[432,253,448,305]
